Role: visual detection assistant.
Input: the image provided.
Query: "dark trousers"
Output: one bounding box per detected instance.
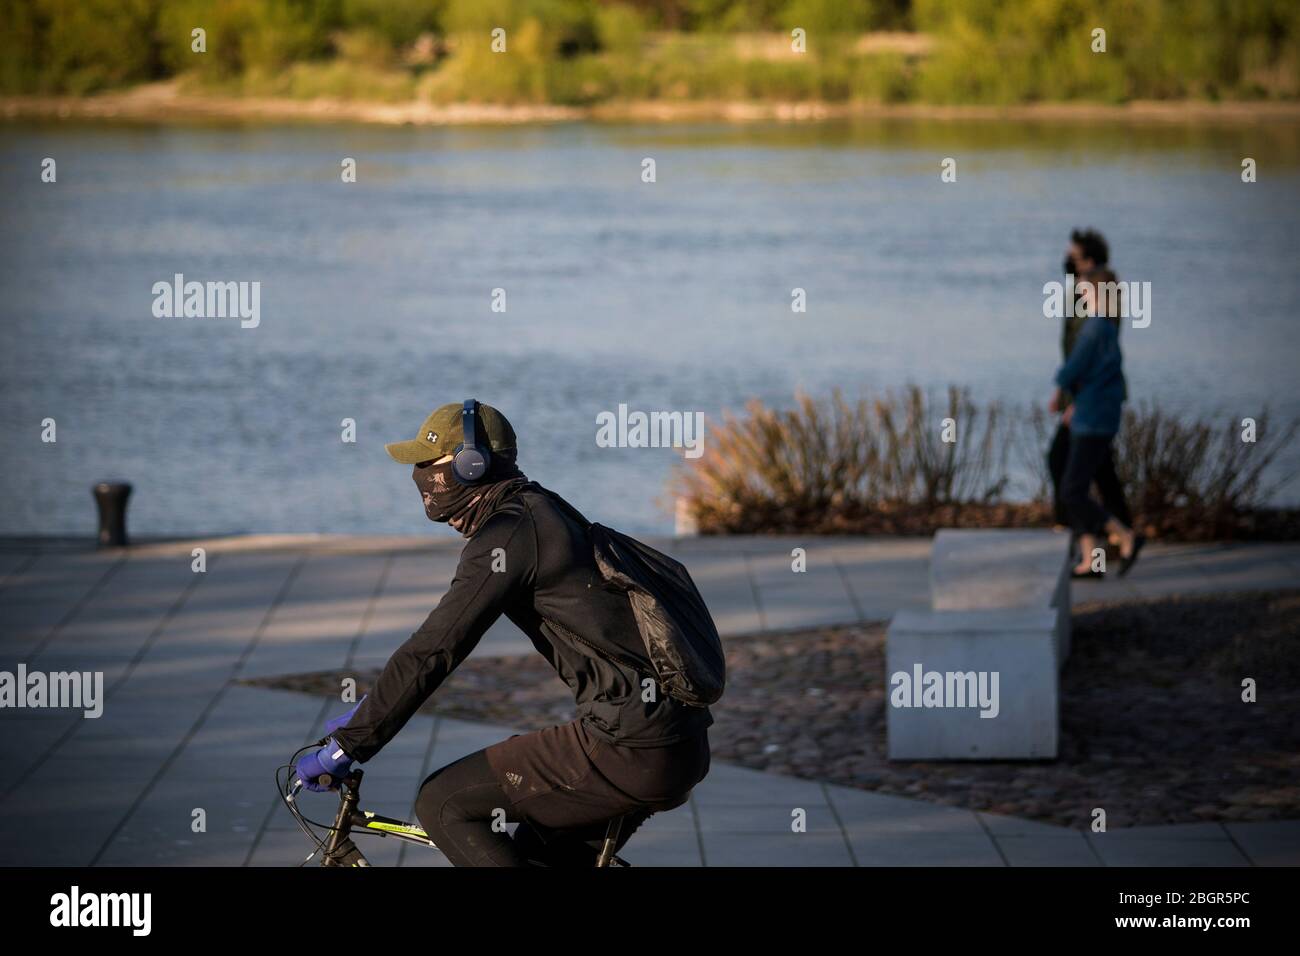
[1049,422,1131,528]
[414,749,649,866]
[1061,432,1120,538]
[415,724,710,867]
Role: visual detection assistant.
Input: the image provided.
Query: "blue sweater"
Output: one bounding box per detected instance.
[1054,315,1126,437]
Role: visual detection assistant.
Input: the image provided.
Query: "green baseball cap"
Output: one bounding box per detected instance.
[384,401,517,465]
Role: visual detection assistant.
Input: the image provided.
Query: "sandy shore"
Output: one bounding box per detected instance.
[5,83,1300,126]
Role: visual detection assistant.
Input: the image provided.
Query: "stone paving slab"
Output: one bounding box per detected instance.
[1,535,1298,867]
[930,529,1071,611]
[702,830,857,866]
[692,763,832,808]
[848,833,1007,867]
[991,834,1100,867]
[1085,835,1251,867]
[826,784,989,837]
[0,550,37,583]
[696,802,843,834]
[620,831,705,867]
[977,811,1075,837]
[1224,821,1300,866]
[634,803,697,834]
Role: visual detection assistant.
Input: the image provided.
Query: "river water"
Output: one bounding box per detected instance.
[2,118,1298,536]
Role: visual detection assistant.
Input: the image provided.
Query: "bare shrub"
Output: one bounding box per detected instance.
[673,389,1300,540]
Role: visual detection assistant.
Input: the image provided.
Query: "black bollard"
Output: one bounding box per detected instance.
[93,482,132,548]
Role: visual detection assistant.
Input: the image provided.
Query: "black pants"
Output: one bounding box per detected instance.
[1049,422,1130,527]
[414,749,644,866]
[1061,432,1120,538]
[415,724,710,867]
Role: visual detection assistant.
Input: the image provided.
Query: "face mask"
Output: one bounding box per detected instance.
[411,454,529,536]
[412,460,481,527]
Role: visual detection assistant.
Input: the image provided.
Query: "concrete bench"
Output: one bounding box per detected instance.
[930,528,1072,665]
[886,529,1072,760]
[886,607,1060,759]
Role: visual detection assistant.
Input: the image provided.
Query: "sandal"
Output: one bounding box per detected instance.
[1118,534,1146,577]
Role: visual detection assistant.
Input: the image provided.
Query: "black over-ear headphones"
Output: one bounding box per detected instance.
[452,399,491,484]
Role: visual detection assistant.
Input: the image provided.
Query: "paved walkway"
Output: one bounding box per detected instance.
[1,535,1297,866]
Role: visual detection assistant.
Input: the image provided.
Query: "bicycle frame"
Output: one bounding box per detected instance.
[282,758,629,867]
[329,770,435,864]
[283,768,436,867]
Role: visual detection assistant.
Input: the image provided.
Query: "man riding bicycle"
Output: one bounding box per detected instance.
[296,400,714,866]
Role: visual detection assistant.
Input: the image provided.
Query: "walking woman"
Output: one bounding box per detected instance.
[1048,273,1145,578]
[1049,229,1132,530]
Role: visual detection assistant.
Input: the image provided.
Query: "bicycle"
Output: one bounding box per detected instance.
[278,742,630,867]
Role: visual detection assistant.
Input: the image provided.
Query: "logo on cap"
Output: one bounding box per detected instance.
[426,431,437,443]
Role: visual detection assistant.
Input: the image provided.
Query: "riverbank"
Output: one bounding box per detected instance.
[6,83,1300,127]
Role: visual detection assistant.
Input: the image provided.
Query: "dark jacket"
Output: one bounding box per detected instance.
[333,484,713,763]
[1060,271,1124,408]
[1055,314,1126,437]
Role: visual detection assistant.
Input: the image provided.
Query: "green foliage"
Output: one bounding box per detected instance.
[339,0,445,48]
[332,28,400,70]
[157,0,340,82]
[443,0,600,56]
[1,0,1296,103]
[596,3,646,56]
[681,0,789,32]
[2,0,161,94]
[274,61,417,101]
[0,0,45,92]
[914,0,1300,103]
[782,0,876,36]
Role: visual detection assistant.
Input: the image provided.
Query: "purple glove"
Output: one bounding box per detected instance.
[295,738,354,792]
[324,695,366,737]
